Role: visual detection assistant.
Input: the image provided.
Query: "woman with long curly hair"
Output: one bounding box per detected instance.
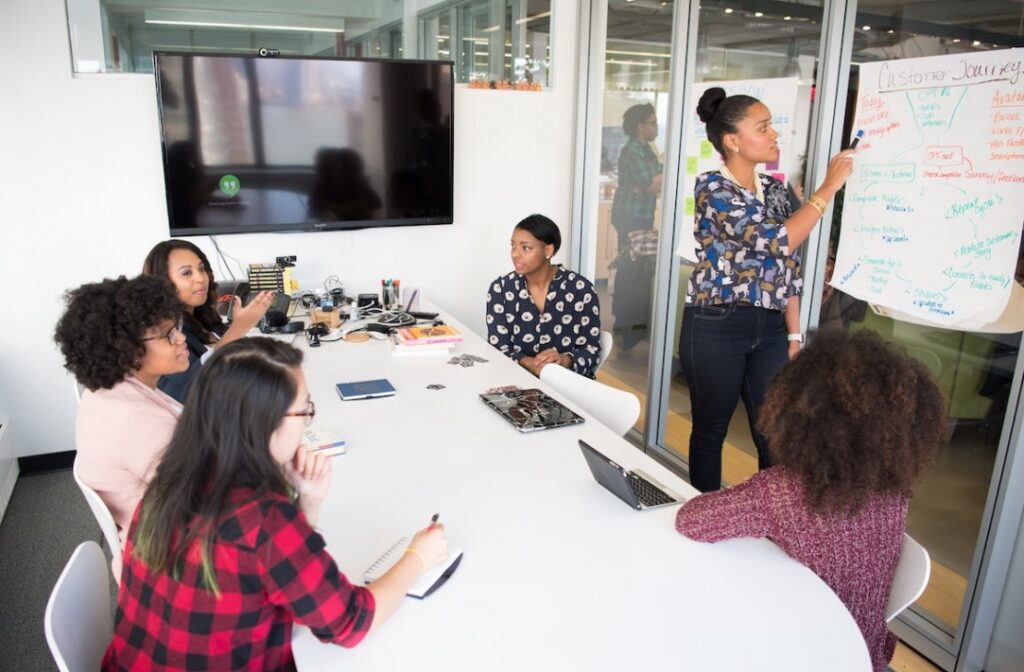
[54,275,189,545]
[675,330,945,672]
[142,239,274,402]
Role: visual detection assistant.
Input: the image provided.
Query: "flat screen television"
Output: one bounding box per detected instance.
[153,52,454,236]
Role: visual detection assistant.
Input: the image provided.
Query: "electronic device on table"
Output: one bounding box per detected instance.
[153,52,454,236]
[479,388,584,433]
[578,440,685,510]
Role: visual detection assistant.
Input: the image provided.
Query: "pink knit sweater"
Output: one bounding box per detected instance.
[675,467,905,672]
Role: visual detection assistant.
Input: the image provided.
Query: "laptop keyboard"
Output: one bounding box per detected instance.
[628,473,675,507]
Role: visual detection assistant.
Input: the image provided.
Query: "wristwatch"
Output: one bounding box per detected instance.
[787,333,805,344]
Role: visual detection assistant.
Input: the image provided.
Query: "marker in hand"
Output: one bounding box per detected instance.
[428,513,440,531]
[849,129,865,149]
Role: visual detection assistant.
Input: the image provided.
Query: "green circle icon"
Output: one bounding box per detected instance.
[219,174,241,197]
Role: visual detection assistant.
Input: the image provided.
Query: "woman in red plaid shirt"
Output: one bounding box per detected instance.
[104,338,448,671]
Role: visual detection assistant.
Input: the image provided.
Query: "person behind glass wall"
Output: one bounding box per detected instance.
[142,239,273,403]
[680,87,856,492]
[486,214,603,378]
[676,330,945,672]
[611,103,663,351]
[104,338,449,669]
[54,275,189,563]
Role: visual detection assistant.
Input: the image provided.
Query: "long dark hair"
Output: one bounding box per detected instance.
[142,239,225,344]
[132,338,303,592]
[696,87,760,159]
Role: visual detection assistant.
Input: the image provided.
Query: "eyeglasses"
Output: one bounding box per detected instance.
[142,318,184,346]
[286,400,316,426]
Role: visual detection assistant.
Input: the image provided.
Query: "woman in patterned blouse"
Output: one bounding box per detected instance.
[104,338,449,671]
[680,87,857,492]
[676,330,945,672]
[486,214,602,378]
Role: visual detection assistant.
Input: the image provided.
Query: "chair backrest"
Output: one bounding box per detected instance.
[540,364,640,436]
[44,541,113,672]
[597,330,613,371]
[885,533,931,622]
[72,460,123,577]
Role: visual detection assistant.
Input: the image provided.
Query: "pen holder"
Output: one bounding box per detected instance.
[382,284,401,311]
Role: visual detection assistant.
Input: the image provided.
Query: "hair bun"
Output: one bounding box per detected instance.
[696,87,727,124]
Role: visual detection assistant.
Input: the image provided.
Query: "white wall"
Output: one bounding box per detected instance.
[0,0,580,457]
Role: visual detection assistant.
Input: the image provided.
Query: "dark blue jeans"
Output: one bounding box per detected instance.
[679,303,788,492]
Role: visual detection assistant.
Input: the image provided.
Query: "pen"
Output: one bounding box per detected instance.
[428,513,439,531]
[849,128,864,149]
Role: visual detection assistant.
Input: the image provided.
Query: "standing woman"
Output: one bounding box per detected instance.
[142,239,274,402]
[681,87,855,492]
[486,214,602,378]
[105,338,449,669]
[611,103,663,350]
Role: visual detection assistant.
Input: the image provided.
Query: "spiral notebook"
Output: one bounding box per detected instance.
[362,537,464,599]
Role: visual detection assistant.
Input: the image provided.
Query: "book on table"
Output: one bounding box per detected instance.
[388,336,454,357]
[302,426,346,456]
[396,324,462,346]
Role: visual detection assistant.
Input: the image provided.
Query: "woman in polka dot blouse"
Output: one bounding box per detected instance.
[486,214,602,378]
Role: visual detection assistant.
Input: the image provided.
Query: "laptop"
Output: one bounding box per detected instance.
[479,388,584,432]
[579,440,685,510]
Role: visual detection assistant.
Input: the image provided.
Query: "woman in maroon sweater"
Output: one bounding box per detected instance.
[676,330,945,672]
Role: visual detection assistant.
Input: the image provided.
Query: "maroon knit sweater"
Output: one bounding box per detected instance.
[675,467,905,672]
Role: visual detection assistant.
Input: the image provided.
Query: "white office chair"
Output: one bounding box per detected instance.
[885,533,931,622]
[72,459,123,579]
[540,364,640,437]
[597,330,613,372]
[71,380,85,405]
[44,541,113,672]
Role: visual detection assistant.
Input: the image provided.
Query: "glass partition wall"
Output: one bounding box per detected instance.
[574,1,1024,670]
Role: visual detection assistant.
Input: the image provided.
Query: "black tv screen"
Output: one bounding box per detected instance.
[154,52,454,236]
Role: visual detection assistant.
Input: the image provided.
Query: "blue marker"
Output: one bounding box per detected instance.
[850,129,865,149]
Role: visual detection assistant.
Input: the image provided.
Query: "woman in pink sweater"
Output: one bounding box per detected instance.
[676,330,945,671]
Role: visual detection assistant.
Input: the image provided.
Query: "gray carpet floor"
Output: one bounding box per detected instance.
[0,469,110,671]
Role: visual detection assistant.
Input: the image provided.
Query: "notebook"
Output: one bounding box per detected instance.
[363,538,464,599]
[480,388,584,432]
[579,440,685,510]
[335,379,397,400]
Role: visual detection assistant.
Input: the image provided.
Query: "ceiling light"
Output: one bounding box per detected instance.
[754,12,763,17]
[887,29,894,34]
[952,38,960,43]
[514,10,551,25]
[862,25,871,31]
[784,16,791,21]
[724,8,734,14]
[973,40,981,46]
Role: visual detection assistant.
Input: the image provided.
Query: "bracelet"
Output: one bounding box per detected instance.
[404,547,427,571]
[787,333,805,344]
[807,195,828,217]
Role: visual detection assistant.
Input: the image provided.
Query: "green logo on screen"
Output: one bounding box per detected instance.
[219,175,241,197]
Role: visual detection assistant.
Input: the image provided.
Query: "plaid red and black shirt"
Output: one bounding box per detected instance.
[103,488,375,671]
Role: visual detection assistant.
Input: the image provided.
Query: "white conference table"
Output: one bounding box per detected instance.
[291,304,872,672]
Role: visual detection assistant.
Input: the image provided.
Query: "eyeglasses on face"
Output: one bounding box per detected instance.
[142,318,184,346]
[286,400,317,426]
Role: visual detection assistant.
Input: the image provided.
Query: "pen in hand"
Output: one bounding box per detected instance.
[428,513,440,531]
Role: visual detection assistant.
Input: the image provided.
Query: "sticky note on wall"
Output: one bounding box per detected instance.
[686,156,698,174]
[700,140,713,159]
[684,196,695,216]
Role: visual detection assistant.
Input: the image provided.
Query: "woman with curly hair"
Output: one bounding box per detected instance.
[54,275,190,545]
[675,330,945,672]
[142,239,274,402]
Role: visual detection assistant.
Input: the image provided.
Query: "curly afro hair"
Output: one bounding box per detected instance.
[54,275,183,391]
[758,329,946,515]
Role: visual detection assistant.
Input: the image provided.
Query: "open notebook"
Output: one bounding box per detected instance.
[363,537,464,599]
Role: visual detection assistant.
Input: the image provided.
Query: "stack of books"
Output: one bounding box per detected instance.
[389,324,462,356]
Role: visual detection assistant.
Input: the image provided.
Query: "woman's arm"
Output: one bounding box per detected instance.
[216,291,275,347]
[676,471,772,542]
[366,525,448,630]
[782,150,856,249]
[785,297,801,360]
[486,279,524,363]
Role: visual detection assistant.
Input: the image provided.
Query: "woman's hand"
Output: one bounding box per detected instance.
[519,356,542,377]
[534,348,571,370]
[407,524,449,572]
[231,291,275,332]
[818,149,857,197]
[788,341,802,361]
[284,444,332,524]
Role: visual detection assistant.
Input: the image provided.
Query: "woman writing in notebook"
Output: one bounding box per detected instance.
[676,330,944,672]
[680,87,857,491]
[104,338,448,670]
[486,214,603,378]
[142,239,275,402]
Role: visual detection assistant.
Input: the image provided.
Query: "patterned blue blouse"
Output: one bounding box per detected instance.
[486,266,602,378]
[686,171,802,311]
